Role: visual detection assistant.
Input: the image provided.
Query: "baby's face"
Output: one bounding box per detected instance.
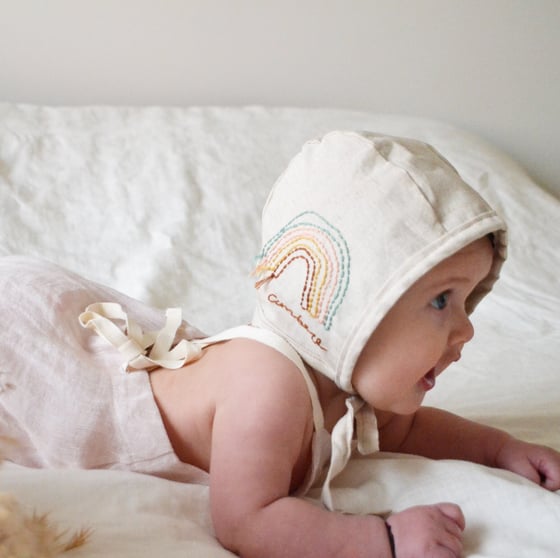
[352,237,494,415]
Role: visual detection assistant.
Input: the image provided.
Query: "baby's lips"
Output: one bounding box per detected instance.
[420,368,436,390]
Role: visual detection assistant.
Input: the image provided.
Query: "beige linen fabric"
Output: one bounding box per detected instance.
[0,256,208,484]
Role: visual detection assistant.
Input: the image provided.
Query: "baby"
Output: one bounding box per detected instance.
[2,131,560,558]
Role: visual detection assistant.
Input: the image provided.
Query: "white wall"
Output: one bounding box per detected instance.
[1,0,558,196]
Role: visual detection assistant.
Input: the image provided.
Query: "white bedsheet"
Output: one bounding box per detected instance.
[0,104,559,557]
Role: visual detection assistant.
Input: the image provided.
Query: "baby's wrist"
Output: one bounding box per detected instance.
[490,431,516,468]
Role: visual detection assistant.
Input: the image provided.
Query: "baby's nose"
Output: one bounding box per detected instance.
[451,314,474,346]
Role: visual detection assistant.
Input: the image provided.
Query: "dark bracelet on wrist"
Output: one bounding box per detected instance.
[385,521,396,558]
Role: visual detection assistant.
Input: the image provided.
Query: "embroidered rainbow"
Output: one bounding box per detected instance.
[254,211,350,330]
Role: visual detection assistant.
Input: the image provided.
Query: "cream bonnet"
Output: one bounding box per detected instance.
[252,131,507,393]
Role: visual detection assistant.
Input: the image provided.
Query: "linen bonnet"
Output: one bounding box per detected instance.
[252,131,507,394]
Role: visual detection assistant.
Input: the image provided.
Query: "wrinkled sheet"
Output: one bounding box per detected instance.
[0,104,559,557]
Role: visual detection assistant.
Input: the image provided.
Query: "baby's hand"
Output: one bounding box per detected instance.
[386,503,465,558]
[494,437,560,491]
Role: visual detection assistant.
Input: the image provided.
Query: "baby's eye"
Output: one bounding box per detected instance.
[430,292,449,310]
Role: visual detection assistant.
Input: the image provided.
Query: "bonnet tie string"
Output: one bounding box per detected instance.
[321,395,379,510]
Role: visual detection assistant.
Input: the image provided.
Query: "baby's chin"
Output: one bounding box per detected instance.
[376,393,428,416]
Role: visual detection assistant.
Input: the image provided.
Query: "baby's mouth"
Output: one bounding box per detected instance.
[420,368,436,391]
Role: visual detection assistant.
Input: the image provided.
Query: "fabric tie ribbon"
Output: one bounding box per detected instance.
[78,302,202,371]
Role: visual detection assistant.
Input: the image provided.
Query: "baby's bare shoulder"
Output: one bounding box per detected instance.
[209,338,316,495]
[212,337,310,398]
[149,337,312,471]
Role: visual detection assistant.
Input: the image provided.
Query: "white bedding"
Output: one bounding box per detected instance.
[0,104,559,557]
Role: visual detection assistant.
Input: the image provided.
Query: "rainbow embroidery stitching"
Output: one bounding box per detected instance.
[254,211,350,330]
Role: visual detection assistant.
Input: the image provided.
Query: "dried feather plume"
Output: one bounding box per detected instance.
[0,436,90,557]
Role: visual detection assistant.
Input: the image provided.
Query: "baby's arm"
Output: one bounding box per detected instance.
[380,406,560,490]
[209,342,463,558]
[209,344,389,557]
